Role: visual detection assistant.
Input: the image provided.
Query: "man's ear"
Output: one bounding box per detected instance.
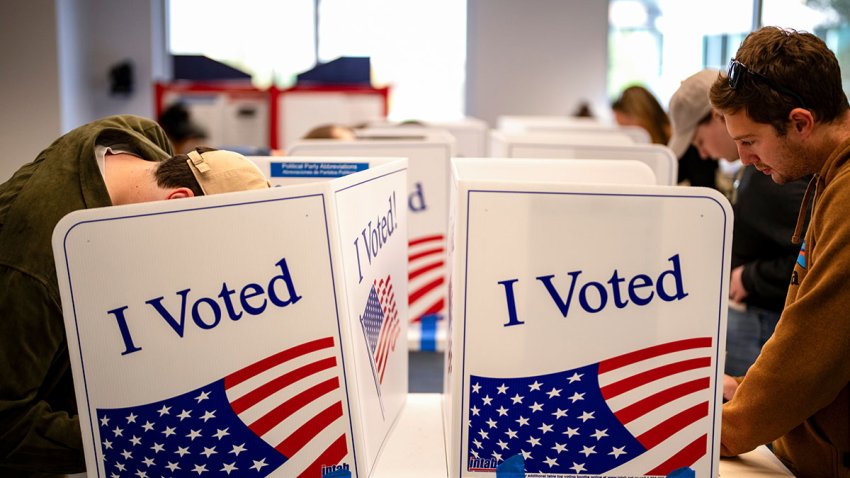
[789,107,814,136]
[165,187,195,200]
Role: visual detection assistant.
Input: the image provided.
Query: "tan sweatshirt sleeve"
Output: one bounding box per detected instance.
[719,174,850,456]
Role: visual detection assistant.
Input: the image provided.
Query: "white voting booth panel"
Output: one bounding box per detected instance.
[444,158,732,478]
[489,131,635,160]
[456,158,656,186]
[363,118,490,158]
[526,125,650,144]
[429,118,490,158]
[497,115,650,144]
[53,160,409,478]
[497,115,603,132]
[355,128,458,156]
[288,140,452,353]
[490,133,678,186]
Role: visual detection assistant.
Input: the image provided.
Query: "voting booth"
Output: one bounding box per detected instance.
[489,133,678,186]
[497,115,650,144]
[53,159,409,478]
[288,140,453,353]
[489,131,636,158]
[364,118,490,158]
[155,82,272,149]
[443,158,731,477]
[278,85,390,150]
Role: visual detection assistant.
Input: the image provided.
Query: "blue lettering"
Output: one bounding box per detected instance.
[536,271,582,318]
[351,192,399,283]
[192,297,221,329]
[409,182,427,212]
[268,257,302,307]
[500,255,689,325]
[353,235,365,283]
[146,288,192,337]
[628,274,654,305]
[106,305,143,355]
[115,257,302,355]
[218,283,242,320]
[607,269,628,308]
[657,254,689,301]
[498,278,523,327]
[240,283,267,315]
[578,281,607,313]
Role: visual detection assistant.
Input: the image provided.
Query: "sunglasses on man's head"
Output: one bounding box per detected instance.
[727,59,808,109]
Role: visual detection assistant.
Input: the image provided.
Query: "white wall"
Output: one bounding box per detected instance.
[466,0,610,126]
[0,0,62,182]
[60,0,164,129]
[0,0,165,182]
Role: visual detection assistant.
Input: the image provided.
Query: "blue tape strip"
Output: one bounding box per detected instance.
[495,454,525,478]
[419,314,439,351]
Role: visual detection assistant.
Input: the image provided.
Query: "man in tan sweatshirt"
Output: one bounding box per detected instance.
[709,27,850,477]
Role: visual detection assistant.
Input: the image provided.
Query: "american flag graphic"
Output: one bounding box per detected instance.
[96,336,350,478]
[360,275,401,386]
[466,337,714,476]
[408,234,446,326]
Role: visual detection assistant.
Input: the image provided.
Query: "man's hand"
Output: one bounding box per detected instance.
[723,374,740,401]
[729,265,748,303]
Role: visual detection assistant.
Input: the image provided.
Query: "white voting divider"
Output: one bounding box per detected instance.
[455,158,657,186]
[497,115,650,144]
[428,118,490,158]
[444,158,732,478]
[364,118,490,158]
[490,131,635,159]
[288,140,452,353]
[526,125,650,144]
[53,160,409,478]
[490,133,678,186]
[498,115,604,132]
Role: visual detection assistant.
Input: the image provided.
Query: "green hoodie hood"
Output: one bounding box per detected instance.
[0,114,174,302]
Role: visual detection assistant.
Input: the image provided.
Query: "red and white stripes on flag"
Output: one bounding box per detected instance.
[373,275,401,383]
[600,337,714,475]
[223,337,350,478]
[408,234,446,323]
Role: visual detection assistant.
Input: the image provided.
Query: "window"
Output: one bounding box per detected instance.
[168,0,466,121]
[609,0,850,108]
[609,0,753,108]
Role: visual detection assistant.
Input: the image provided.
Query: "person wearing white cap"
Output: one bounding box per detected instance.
[0,115,269,477]
[669,69,809,378]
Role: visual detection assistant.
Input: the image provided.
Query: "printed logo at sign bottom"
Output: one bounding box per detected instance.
[97,336,350,477]
[467,338,712,476]
[321,462,352,477]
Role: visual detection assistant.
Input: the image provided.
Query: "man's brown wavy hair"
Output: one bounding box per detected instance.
[709,27,849,135]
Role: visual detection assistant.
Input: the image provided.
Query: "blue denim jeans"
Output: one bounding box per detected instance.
[725,305,781,376]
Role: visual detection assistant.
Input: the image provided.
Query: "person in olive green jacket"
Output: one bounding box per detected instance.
[710,28,850,477]
[0,115,269,476]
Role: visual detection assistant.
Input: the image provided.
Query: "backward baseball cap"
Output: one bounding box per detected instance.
[668,69,720,158]
[186,149,271,195]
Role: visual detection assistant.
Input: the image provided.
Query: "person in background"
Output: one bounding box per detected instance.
[0,115,269,477]
[709,27,850,476]
[157,102,209,154]
[302,123,357,140]
[669,68,809,377]
[612,85,721,190]
[571,100,595,119]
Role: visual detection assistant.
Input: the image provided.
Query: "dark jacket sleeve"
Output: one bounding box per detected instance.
[741,252,798,303]
[0,266,85,473]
